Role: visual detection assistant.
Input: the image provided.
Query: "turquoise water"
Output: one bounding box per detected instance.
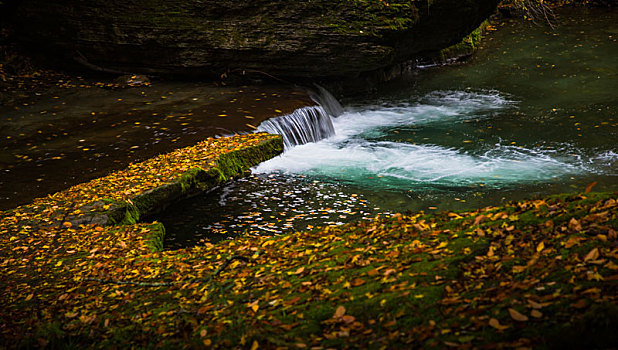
[161,9,618,248]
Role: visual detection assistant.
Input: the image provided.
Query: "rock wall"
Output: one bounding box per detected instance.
[13,0,499,79]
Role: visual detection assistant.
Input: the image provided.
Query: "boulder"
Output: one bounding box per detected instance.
[13,0,499,79]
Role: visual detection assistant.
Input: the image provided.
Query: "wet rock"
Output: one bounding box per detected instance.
[13,0,500,80]
[114,74,150,88]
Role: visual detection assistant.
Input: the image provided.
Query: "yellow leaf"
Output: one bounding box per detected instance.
[203,338,212,346]
[508,308,529,322]
[25,293,34,301]
[294,267,305,275]
[530,310,543,318]
[55,260,63,267]
[536,242,545,252]
[251,340,259,350]
[512,265,526,273]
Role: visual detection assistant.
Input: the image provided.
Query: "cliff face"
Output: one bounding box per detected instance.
[14,0,499,79]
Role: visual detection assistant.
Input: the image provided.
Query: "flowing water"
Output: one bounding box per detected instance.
[161,9,618,248]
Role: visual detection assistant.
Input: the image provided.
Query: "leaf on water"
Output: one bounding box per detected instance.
[508,308,529,322]
[536,242,545,253]
[584,181,597,194]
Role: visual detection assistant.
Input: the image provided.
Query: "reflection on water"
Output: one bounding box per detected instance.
[0,82,311,210]
[161,9,617,249]
[161,174,384,246]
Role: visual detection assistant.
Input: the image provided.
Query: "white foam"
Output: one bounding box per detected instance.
[254,91,613,190]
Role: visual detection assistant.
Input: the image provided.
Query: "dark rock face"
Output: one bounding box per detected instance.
[14,0,499,79]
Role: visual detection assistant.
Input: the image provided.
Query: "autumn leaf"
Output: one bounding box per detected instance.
[584,181,597,194]
[584,248,599,262]
[568,218,582,231]
[489,318,509,330]
[508,308,529,322]
[334,305,346,318]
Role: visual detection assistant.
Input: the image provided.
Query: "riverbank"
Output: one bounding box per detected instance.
[1,183,616,347]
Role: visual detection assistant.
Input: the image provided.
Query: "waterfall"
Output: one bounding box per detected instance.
[309,84,344,118]
[257,106,335,148]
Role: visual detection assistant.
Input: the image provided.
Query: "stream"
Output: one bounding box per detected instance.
[160,9,618,248]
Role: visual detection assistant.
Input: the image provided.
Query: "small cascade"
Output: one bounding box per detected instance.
[257,106,335,148]
[309,84,344,118]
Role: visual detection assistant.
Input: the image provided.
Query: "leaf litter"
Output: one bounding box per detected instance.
[0,130,617,348]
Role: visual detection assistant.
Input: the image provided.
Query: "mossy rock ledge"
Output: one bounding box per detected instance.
[13,0,499,79]
[66,134,284,228]
[0,133,283,234]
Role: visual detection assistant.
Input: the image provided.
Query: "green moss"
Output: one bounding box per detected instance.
[75,136,283,233]
[436,20,489,63]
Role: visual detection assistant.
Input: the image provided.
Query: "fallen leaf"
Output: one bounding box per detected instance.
[584,181,597,194]
[508,308,528,322]
[584,248,599,262]
[568,218,582,231]
[342,315,356,324]
[334,305,346,318]
[489,318,509,330]
[572,299,587,309]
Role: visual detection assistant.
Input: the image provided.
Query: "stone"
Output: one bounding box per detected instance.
[13,0,499,80]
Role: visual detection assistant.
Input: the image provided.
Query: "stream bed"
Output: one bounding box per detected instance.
[160,9,618,248]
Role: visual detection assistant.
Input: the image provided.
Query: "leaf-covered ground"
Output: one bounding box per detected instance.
[2,153,617,349]
[1,132,617,349]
